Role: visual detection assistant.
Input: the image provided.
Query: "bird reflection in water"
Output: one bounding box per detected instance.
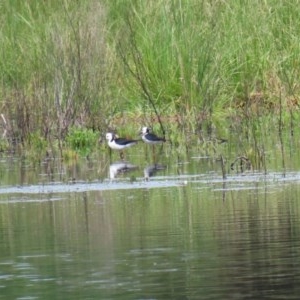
[143,164,166,181]
[109,161,138,180]
[109,161,166,181]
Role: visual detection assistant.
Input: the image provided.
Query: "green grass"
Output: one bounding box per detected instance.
[65,127,99,156]
[1,0,300,156]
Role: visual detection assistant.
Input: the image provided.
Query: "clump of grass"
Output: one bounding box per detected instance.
[65,127,99,156]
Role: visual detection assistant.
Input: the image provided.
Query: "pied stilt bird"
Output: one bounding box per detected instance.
[105,132,138,159]
[140,127,166,144]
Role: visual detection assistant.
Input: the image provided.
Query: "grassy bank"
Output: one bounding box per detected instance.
[1,0,300,157]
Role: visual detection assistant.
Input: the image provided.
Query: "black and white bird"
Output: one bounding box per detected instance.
[140,127,166,145]
[106,132,138,159]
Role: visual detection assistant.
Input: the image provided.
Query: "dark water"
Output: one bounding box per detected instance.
[1,149,300,299]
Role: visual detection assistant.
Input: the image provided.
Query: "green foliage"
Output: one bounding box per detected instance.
[1,0,300,153]
[0,138,10,153]
[26,132,47,151]
[65,127,98,156]
[103,0,300,137]
[21,132,49,163]
[0,0,119,144]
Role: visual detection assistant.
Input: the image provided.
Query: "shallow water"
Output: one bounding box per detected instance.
[1,148,300,299]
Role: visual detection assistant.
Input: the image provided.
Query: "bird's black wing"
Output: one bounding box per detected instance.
[147,133,165,142]
[115,137,138,145]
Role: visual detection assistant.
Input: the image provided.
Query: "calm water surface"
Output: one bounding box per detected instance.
[1,149,300,299]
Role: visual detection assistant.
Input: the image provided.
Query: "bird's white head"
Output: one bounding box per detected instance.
[141,127,149,134]
[106,132,114,141]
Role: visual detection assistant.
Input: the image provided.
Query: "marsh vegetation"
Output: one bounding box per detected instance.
[1,0,300,172]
